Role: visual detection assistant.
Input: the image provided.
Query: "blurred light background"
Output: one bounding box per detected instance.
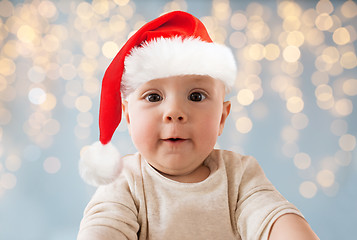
[0,0,356,239]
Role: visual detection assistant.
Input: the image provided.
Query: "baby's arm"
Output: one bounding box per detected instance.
[77,178,140,240]
[269,213,319,240]
[77,199,139,240]
[234,155,319,239]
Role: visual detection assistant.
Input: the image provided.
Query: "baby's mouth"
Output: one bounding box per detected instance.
[168,138,181,141]
[163,138,187,143]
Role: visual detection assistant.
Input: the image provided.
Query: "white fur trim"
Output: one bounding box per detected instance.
[79,141,122,186]
[122,37,237,98]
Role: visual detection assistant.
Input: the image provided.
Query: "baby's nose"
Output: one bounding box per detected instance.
[163,101,187,123]
[166,115,185,121]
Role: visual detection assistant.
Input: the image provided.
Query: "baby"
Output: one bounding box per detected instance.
[77,11,319,240]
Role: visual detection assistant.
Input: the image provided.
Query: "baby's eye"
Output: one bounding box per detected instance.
[189,92,206,102]
[146,93,162,102]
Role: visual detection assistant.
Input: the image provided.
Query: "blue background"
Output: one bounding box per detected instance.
[0,0,356,239]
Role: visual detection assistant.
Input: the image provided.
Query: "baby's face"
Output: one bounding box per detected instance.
[122,75,230,178]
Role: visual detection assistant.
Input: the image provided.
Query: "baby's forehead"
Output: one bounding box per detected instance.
[139,74,225,89]
[148,74,215,83]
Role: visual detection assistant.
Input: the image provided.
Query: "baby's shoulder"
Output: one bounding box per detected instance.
[121,152,142,168]
[211,149,255,167]
[108,152,143,185]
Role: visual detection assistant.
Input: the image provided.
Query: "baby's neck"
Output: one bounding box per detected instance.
[159,165,211,183]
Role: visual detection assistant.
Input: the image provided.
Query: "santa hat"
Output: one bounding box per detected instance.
[79,11,237,186]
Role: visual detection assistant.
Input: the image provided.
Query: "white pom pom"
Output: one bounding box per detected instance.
[79,141,122,186]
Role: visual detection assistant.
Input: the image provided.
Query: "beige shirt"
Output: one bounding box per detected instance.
[77,149,302,240]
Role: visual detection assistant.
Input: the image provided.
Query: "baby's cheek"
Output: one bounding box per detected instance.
[196,121,219,146]
[131,121,156,148]
[200,115,221,134]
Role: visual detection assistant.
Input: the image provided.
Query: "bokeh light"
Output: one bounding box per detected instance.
[338,134,356,151]
[340,51,357,69]
[102,41,120,58]
[334,98,353,116]
[28,88,47,105]
[291,113,309,130]
[43,157,61,174]
[333,27,351,45]
[5,155,21,172]
[281,126,299,142]
[340,1,357,18]
[286,96,304,113]
[334,150,352,166]
[315,13,333,31]
[0,58,15,76]
[330,119,348,136]
[237,89,254,106]
[317,169,335,188]
[38,0,57,19]
[0,0,356,239]
[299,181,318,199]
[264,43,280,61]
[316,0,334,14]
[235,116,253,134]
[75,95,93,112]
[342,78,357,96]
[283,46,301,63]
[294,152,311,170]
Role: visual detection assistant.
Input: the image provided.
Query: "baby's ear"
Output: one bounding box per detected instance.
[219,101,231,136]
[122,100,131,134]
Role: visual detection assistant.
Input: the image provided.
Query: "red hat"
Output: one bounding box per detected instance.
[79,11,237,186]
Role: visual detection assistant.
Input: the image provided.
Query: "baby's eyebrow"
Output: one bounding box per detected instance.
[138,88,161,96]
